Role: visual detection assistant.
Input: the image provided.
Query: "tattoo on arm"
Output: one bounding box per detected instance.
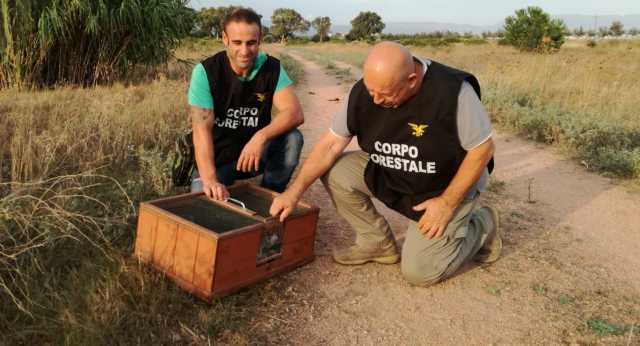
[191,107,214,123]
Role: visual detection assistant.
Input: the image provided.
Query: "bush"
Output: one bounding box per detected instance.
[276,53,304,85]
[0,0,194,89]
[486,90,640,178]
[347,11,385,41]
[380,32,486,47]
[503,6,567,52]
[329,33,345,42]
[262,33,278,43]
[287,37,312,45]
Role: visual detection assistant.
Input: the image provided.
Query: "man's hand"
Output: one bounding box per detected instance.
[237,131,267,172]
[269,190,301,222]
[201,177,229,201]
[413,196,456,239]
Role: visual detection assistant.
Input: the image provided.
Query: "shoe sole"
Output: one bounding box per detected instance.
[475,206,502,264]
[333,254,400,265]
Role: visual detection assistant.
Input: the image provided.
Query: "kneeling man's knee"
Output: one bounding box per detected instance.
[278,129,304,168]
[284,129,304,152]
[400,257,449,287]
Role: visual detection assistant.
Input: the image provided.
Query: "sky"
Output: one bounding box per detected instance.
[188,0,640,26]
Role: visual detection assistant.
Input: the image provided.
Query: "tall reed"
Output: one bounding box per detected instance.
[0,0,194,88]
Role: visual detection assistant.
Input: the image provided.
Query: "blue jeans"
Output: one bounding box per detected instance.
[191,129,303,193]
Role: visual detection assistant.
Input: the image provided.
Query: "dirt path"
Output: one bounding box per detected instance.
[261,52,640,345]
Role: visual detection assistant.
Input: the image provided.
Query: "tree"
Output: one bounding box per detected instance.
[609,20,625,36]
[270,8,309,43]
[196,7,219,37]
[198,6,242,38]
[331,32,344,41]
[347,11,385,41]
[573,26,585,37]
[312,16,331,42]
[502,6,567,52]
[628,27,640,36]
[598,26,610,37]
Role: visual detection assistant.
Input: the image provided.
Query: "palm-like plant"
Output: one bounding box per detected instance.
[0,0,194,89]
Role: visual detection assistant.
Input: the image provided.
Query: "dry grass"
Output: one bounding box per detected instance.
[0,76,194,343]
[1,79,186,184]
[415,41,640,125]
[0,174,133,315]
[0,39,310,344]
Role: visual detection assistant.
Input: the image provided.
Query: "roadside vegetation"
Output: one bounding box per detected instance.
[0,31,306,343]
[0,0,194,89]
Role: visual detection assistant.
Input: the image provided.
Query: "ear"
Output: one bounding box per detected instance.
[222,31,229,47]
[407,73,418,89]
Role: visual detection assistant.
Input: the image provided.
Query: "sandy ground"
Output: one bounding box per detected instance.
[245,53,640,345]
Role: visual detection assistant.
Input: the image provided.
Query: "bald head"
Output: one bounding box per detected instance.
[363,41,414,88]
[362,41,421,108]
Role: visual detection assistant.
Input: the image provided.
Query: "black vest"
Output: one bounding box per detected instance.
[347,60,490,221]
[201,51,280,166]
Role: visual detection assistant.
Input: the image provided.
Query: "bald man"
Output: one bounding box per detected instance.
[270,42,500,287]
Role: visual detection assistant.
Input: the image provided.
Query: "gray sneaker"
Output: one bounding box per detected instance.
[474,206,502,263]
[332,242,400,265]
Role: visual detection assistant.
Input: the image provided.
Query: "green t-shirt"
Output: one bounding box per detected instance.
[188,52,293,110]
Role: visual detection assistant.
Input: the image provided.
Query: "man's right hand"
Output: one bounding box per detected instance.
[201,178,229,201]
[269,190,301,222]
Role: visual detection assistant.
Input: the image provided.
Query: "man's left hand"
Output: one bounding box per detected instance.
[413,196,456,240]
[237,131,267,172]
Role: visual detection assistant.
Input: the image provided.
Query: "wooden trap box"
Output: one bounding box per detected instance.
[133,183,319,301]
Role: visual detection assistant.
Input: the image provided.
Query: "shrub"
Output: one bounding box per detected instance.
[347,11,385,41]
[503,6,567,52]
[0,0,194,89]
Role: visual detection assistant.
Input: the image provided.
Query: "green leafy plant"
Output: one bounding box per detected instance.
[0,0,194,89]
[346,11,385,41]
[270,8,310,44]
[312,16,331,42]
[586,318,627,336]
[502,6,567,52]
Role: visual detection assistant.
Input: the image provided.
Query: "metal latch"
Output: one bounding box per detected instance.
[257,217,283,265]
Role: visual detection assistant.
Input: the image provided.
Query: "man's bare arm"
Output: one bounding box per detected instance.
[441,138,495,208]
[269,131,351,221]
[263,86,304,138]
[191,106,229,200]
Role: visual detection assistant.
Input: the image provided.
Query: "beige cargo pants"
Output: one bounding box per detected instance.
[321,151,492,286]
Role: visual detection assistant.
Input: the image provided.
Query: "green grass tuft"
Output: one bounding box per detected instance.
[586,318,627,336]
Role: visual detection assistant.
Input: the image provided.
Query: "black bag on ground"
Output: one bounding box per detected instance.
[171,131,195,187]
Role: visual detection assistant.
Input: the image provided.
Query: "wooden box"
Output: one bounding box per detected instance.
[133,183,319,301]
